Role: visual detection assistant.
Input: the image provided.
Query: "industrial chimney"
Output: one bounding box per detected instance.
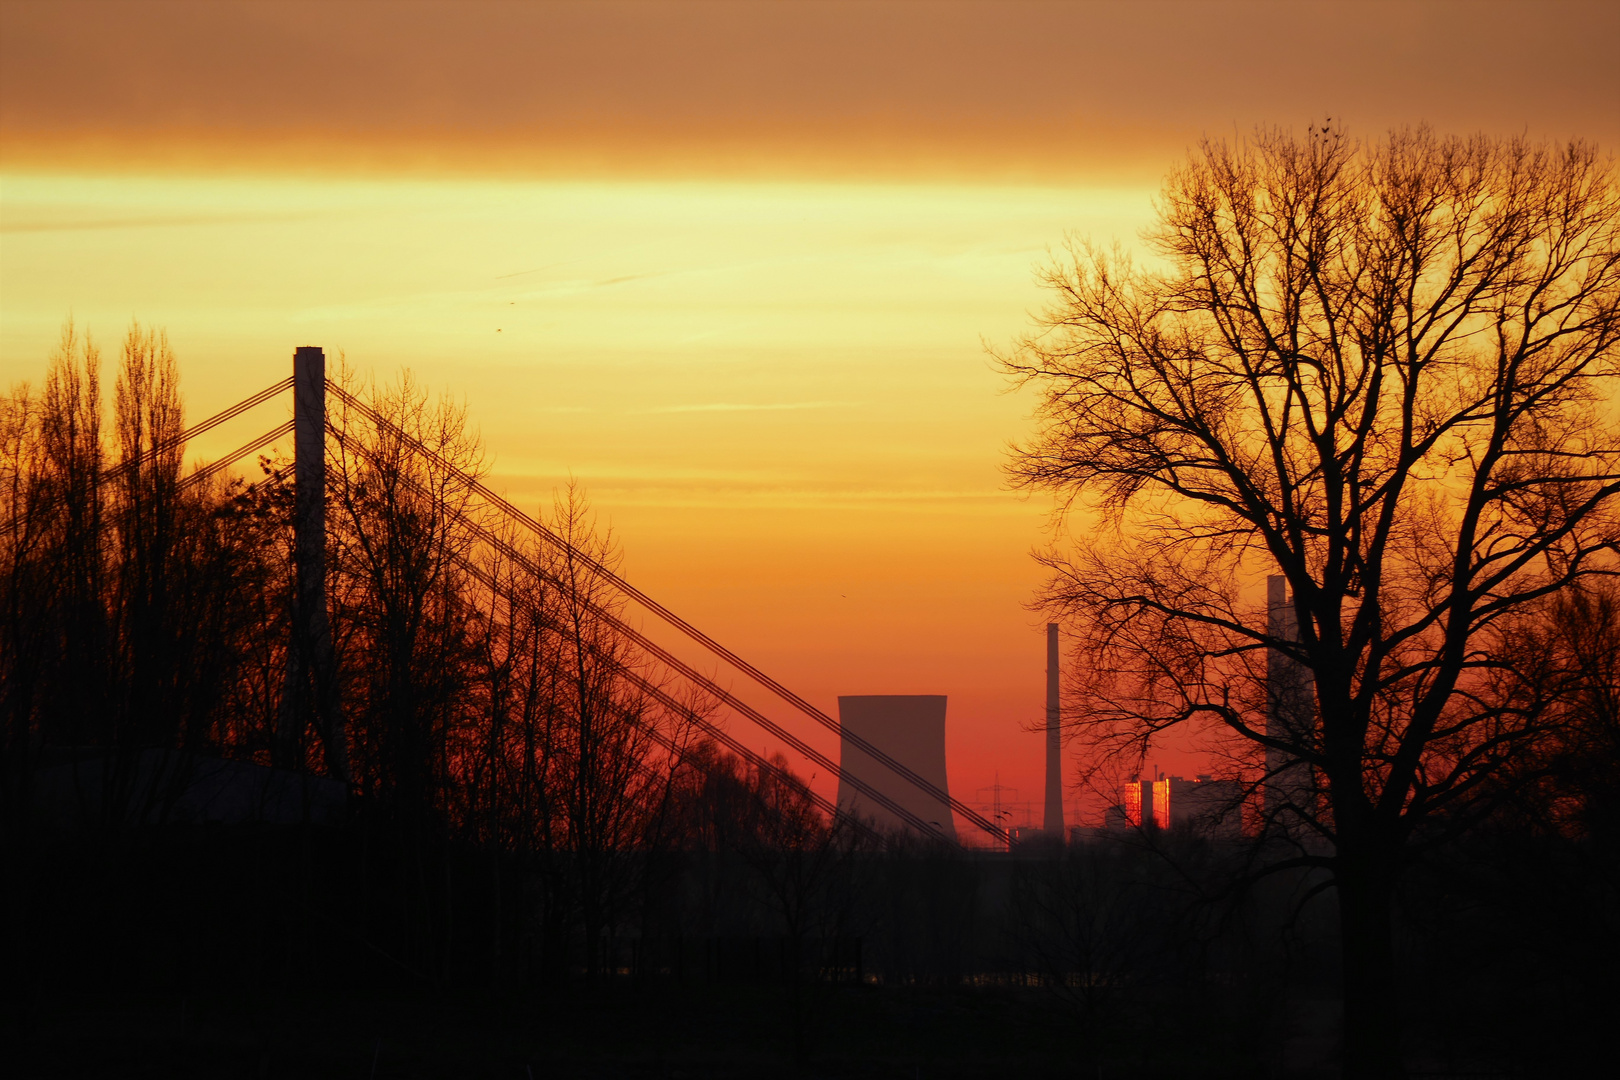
[1043,623,1064,837]
[1266,575,1315,838]
[837,695,957,841]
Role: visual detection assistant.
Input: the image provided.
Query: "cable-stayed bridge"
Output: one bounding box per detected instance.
[164,348,1007,847]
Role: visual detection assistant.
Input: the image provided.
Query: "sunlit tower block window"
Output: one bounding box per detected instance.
[1116,776,1243,838]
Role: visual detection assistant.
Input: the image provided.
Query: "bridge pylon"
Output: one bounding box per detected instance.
[275,346,344,781]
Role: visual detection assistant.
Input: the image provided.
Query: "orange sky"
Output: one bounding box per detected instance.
[2,0,1615,840]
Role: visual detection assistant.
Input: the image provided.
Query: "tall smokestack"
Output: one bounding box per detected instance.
[1043,623,1064,837]
[1266,575,1312,838]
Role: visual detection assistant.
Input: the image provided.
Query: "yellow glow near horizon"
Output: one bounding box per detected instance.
[0,168,1161,835]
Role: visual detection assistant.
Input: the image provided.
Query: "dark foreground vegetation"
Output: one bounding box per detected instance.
[4,817,1615,1077]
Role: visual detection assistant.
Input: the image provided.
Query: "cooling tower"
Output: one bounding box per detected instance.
[837,695,957,841]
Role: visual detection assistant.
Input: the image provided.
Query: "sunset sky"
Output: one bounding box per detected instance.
[2,0,1615,838]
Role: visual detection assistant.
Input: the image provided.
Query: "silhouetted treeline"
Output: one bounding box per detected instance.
[3,325,1616,1074]
[1,324,714,988]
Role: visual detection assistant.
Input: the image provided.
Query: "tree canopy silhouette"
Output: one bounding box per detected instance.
[1001,125,1620,1078]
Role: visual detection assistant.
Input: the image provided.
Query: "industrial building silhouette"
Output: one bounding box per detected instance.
[1096,577,1311,840]
[1266,574,1318,839]
[1114,775,1244,838]
[836,695,957,841]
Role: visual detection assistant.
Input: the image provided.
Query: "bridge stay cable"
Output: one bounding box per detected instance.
[356,445,942,839]
[452,548,883,845]
[0,377,295,534]
[326,383,1006,843]
[157,375,1005,844]
[434,494,944,841]
[110,376,294,480]
[181,420,296,489]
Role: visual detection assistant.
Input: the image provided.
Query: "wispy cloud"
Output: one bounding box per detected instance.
[566,489,1018,514]
[493,262,568,280]
[507,269,670,295]
[639,400,860,415]
[0,211,319,234]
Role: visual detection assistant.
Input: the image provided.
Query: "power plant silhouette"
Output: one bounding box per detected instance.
[835,627,1066,845]
[836,696,957,841]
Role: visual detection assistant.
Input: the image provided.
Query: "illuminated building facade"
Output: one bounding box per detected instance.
[1120,775,1243,838]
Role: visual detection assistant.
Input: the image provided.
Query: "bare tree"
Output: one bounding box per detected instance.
[111,324,184,751]
[325,367,489,979]
[0,379,52,838]
[3,321,289,832]
[329,366,485,813]
[1496,580,1620,834]
[1000,126,1620,1077]
[1547,584,1620,833]
[541,482,690,979]
[731,753,862,1059]
[452,515,552,981]
[35,324,109,758]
